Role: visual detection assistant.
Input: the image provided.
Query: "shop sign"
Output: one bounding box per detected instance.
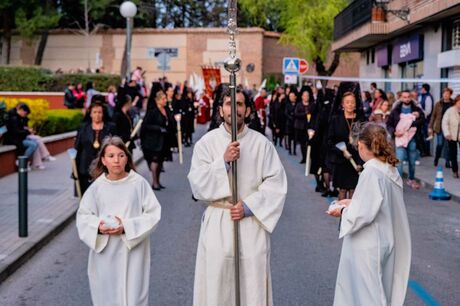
[392,34,423,64]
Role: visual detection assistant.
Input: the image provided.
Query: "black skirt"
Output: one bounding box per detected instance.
[333,161,359,189]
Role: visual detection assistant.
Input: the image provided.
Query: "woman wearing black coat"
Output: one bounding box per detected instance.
[327,92,365,200]
[140,91,172,190]
[269,87,286,147]
[294,89,315,164]
[180,89,196,146]
[112,94,135,153]
[285,91,298,155]
[75,101,115,194]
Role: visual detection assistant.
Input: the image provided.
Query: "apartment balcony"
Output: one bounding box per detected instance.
[332,0,460,52]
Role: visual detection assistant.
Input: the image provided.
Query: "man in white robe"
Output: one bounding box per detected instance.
[333,158,411,306]
[188,87,287,306]
[76,170,161,306]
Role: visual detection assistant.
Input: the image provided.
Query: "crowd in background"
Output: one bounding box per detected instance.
[6,65,459,198]
[264,81,460,196]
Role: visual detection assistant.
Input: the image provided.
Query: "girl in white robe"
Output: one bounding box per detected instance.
[76,136,161,306]
[328,123,411,306]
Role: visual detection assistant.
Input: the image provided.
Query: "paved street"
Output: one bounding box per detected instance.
[0,126,459,306]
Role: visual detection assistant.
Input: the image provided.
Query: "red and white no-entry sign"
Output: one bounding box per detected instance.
[299,59,309,74]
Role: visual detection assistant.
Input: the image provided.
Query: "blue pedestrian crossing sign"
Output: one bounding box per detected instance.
[283,57,300,75]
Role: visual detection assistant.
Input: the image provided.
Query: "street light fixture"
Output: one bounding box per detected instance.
[120,1,137,80]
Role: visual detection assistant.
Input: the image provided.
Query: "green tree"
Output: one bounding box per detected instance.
[15,0,60,65]
[240,0,348,78]
[239,0,284,31]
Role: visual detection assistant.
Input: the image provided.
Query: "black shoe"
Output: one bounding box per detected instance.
[159,184,166,189]
[434,158,439,167]
[321,191,329,197]
[329,189,339,197]
[152,185,161,191]
[299,159,306,164]
[293,151,297,156]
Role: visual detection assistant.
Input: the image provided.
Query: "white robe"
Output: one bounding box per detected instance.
[76,170,161,306]
[334,158,411,306]
[188,124,287,306]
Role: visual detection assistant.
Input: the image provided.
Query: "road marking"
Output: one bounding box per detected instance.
[409,280,441,306]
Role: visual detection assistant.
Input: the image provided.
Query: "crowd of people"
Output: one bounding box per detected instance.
[71,68,205,194]
[74,79,415,306]
[265,81,460,195]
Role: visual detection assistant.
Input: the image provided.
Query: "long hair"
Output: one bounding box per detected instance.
[357,122,398,167]
[89,136,135,179]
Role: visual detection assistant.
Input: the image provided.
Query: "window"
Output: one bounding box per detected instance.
[453,19,460,49]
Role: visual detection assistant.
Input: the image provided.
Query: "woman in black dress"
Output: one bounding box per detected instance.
[269,87,286,147]
[112,94,135,153]
[181,89,196,146]
[285,91,298,155]
[140,91,172,190]
[294,88,315,164]
[75,101,115,194]
[328,92,364,200]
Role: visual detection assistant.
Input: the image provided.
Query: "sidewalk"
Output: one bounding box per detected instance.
[411,156,460,202]
[0,147,144,283]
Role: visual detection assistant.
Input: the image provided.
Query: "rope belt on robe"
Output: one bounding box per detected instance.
[209,199,234,209]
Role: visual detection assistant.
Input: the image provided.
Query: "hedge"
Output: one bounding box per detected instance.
[39,109,84,136]
[0,67,54,91]
[0,66,121,92]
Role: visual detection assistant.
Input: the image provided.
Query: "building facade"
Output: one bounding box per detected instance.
[2,26,360,90]
[2,27,297,87]
[332,0,460,99]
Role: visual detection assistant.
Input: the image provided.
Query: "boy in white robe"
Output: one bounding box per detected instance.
[188,87,287,306]
[77,137,161,306]
[328,123,411,306]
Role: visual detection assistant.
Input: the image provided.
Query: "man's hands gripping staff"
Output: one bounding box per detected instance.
[224,141,240,163]
[223,141,252,221]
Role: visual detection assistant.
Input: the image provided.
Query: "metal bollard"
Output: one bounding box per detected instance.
[18,156,28,237]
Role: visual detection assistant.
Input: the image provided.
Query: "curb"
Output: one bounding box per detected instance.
[0,155,145,284]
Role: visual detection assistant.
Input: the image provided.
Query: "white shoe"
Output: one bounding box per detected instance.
[45,156,56,162]
[35,165,46,170]
[415,160,421,166]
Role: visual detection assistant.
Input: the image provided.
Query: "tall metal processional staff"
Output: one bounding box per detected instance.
[224,1,242,305]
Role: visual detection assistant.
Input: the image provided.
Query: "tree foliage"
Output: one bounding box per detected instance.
[241,0,348,76]
[15,6,60,40]
[239,0,284,32]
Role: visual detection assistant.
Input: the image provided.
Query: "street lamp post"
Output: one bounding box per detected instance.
[120,1,137,81]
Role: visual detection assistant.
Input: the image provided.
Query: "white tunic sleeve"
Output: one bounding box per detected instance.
[188,138,232,201]
[339,168,384,238]
[242,142,287,233]
[122,179,162,250]
[76,187,109,253]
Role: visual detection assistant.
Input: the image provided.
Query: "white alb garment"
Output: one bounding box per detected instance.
[76,170,161,306]
[188,124,287,306]
[334,158,411,306]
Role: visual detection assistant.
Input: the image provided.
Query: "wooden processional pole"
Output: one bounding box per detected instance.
[225,1,242,305]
